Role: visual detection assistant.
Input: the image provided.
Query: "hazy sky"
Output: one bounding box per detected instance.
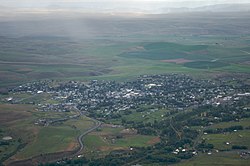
[2,0,250,7]
[1,0,250,13]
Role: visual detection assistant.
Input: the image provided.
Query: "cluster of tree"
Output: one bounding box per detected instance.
[41,146,194,166]
[41,93,250,166]
[204,125,244,134]
[232,145,248,150]
[187,117,210,126]
[39,150,144,166]
[38,158,88,166]
[197,142,214,151]
[137,127,157,135]
[145,154,181,164]
[0,141,10,146]
[1,141,26,164]
[208,101,250,123]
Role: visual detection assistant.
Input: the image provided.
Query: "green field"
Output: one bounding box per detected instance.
[83,126,159,157]
[183,61,229,69]
[0,104,35,162]
[176,118,250,166]
[210,118,250,129]
[175,152,250,166]
[84,134,157,150]
[15,116,95,159]
[16,126,78,158]
[83,135,107,151]
[114,135,157,147]
[201,118,250,151]
[1,36,250,88]
[108,108,169,124]
[203,130,250,151]
[0,104,95,162]
[1,12,250,166]
[119,42,210,60]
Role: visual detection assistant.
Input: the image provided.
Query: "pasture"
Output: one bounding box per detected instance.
[15,126,78,159]
[210,118,250,129]
[183,61,228,69]
[108,107,170,125]
[0,12,250,165]
[0,103,95,162]
[83,126,159,157]
[0,104,34,162]
[119,42,210,60]
[13,116,95,160]
[201,118,250,151]
[1,25,250,88]
[175,151,250,166]
[203,130,250,151]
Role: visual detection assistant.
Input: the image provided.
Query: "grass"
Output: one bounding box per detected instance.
[99,127,124,135]
[217,64,250,73]
[203,130,250,150]
[0,103,95,161]
[16,126,78,159]
[84,134,157,151]
[201,118,250,151]
[179,112,250,165]
[183,61,229,69]
[64,116,95,131]
[0,104,35,162]
[119,42,210,61]
[1,37,250,88]
[0,14,250,165]
[83,126,159,157]
[209,118,250,129]
[15,93,54,104]
[108,108,170,124]
[15,116,95,159]
[84,135,107,150]
[114,135,156,147]
[175,151,250,166]
[0,104,33,127]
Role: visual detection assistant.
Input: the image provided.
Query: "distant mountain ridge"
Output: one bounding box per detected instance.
[159,3,250,13]
[0,3,249,15]
[192,3,250,12]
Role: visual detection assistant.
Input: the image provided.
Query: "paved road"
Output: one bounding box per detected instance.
[76,119,102,155]
[6,111,102,165]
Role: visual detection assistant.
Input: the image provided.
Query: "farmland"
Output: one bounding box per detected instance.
[83,126,159,158]
[2,72,249,165]
[0,102,95,164]
[0,11,250,166]
[175,151,250,166]
[202,118,250,151]
[0,12,250,89]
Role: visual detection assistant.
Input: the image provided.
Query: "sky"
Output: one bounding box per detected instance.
[1,0,250,13]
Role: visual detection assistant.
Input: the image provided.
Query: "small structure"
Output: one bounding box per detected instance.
[6,97,13,102]
[2,136,13,141]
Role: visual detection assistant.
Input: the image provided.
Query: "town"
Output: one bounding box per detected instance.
[3,74,250,165]
[9,74,249,121]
